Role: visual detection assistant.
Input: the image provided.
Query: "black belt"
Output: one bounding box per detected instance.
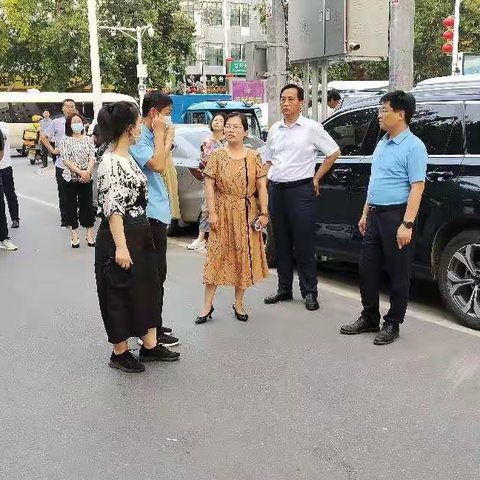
[269,177,313,189]
[369,204,406,213]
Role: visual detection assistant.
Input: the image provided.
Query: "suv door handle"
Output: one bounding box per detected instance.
[426,170,454,182]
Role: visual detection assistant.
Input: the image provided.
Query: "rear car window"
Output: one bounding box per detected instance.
[410,103,464,155]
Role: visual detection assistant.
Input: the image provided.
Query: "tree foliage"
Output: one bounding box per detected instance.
[0,0,195,94]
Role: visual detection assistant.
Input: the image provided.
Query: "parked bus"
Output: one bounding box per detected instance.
[0,91,137,150]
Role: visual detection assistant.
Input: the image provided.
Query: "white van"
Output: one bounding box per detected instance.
[0,91,137,151]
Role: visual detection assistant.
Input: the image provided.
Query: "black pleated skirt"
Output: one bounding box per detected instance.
[95,215,161,344]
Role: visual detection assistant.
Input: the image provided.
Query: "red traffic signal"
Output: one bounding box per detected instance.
[443,29,454,40]
[442,43,453,54]
[443,16,455,28]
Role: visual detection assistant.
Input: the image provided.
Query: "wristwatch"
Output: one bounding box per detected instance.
[402,220,414,229]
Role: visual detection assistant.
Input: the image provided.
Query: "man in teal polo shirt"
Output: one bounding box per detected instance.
[130,90,180,360]
[340,91,428,345]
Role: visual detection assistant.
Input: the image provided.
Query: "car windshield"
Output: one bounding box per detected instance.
[177,129,211,150]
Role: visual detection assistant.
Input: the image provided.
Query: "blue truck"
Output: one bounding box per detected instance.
[171,94,264,139]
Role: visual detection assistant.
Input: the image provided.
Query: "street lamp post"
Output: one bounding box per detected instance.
[99,24,155,108]
[452,0,463,75]
[87,0,102,119]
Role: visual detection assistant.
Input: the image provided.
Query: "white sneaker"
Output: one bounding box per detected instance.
[0,240,18,251]
[187,238,206,250]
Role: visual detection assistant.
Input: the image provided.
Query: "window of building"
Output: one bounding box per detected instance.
[231,44,245,61]
[181,1,195,20]
[410,103,464,155]
[230,4,249,27]
[205,43,224,66]
[204,2,223,26]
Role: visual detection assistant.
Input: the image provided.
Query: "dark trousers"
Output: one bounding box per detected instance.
[360,207,414,325]
[0,175,8,242]
[55,167,68,226]
[0,167,19,222]
[41,143,56,167]
[64,181,95,230]
[149,218,167,326]
[268,181,318,298]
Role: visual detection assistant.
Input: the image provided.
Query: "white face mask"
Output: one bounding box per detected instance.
[71,123,84,134]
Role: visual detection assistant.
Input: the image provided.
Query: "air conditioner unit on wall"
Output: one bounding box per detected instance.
[289,0,389,64]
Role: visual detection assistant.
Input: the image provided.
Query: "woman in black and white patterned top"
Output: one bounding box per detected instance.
[95,101,171,373]
[59,114,96,248]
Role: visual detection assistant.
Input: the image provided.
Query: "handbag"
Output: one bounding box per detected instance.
[103,256,133,289]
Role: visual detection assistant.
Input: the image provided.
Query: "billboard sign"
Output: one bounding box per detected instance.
[232,80,265,104]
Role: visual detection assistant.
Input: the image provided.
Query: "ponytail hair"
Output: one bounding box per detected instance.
[97,101,140,145]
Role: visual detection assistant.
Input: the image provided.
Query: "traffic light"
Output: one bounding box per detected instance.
[442,16,455,54]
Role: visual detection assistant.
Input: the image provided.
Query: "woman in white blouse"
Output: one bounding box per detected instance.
[95,102,175,373]
[58,114,96,248]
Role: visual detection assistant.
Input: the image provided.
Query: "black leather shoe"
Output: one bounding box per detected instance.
[305,293,319,311]
[264,291,293,304]
[195,306,214,325]
[340,316,380,335]
[233,304,248,321]
[373,322,399,345]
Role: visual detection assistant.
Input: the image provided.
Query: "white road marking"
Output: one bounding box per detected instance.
[19,193,480,339]
[17,193,58,209]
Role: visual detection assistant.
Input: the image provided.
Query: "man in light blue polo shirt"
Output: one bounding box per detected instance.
[130,90,180,359]
[341,91,428,345]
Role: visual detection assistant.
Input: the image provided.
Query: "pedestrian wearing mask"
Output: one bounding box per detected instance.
[264,84,340,311]
[0,122,20,229]
[0,129,17,251]
[41,99,77,227]
[340,91,427,345]
[187,113,226,251]
[130,90,181,355]
[95,101,178,373]
[58,114,96,248]
[195,112,269,324]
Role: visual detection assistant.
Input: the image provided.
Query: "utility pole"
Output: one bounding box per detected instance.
[452,0,463,75]
[87,0,102,118]
[388,0,415,91]
[266,0,287,128]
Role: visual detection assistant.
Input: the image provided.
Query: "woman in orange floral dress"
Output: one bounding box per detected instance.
[195,113,269,324]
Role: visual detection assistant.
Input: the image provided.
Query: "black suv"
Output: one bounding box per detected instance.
[266,86,480,330]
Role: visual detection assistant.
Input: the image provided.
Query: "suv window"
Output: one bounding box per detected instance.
[324,108,378,156]
[466,103,480,154]
[410,103,464,155]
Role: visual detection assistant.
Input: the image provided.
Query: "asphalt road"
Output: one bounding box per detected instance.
[2,155,480,480]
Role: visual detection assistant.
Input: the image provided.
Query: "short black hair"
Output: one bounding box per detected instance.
[142,90,173,117]
[328,89,341,102]
[65,113,83,137]
[280,84,304,101]
[97,101,140,145]
[209,113,225,132]
[225,112,248,132]
[380,90,416,124]
[62,98,76,107]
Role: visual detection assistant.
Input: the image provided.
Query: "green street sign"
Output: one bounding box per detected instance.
[229,61,247,76]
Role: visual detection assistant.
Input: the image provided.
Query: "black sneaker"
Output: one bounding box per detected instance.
[159,326,173,335]
[157,333,180,347]
[139,344,180,362]
[109,351,145,373]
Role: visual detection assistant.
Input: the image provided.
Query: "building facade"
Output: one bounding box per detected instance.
[180,0,266,81]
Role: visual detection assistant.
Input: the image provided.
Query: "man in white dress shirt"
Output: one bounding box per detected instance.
[264,84,340,311]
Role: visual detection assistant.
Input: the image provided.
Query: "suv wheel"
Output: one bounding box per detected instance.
[438,230,480,330]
